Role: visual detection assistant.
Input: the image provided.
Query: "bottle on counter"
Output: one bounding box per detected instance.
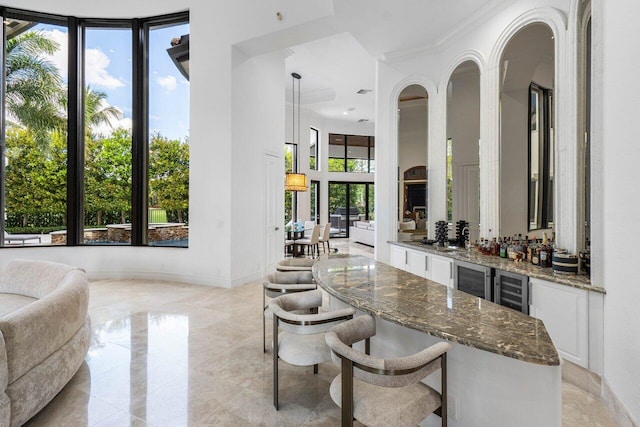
[539,232,551,268]
[522,235,529,261]
[530,237,540,266]
[499,237,507,258]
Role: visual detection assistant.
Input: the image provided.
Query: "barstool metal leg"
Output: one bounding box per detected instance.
[341,357,354,427]
[273,316,279,410]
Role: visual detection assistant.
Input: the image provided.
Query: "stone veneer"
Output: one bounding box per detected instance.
[50,224,188,245]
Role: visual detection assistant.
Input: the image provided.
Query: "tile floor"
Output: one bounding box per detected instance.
[24,241,617,426]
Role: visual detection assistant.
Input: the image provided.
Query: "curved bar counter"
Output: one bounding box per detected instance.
[313,255,561,427]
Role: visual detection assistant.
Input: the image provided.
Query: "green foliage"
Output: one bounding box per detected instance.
[4,127,67,226]
[328,157,344,172]
[6,30,65,139]
[6,226,66,234]
[149,133,189,223]
[2,29,190,234]
[84,128,132,225]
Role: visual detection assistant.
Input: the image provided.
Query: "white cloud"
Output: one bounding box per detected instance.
[92,116,132,137]
[156,75,177,92]
[43,29,68,77]
[40,29,124,90]
[85,49,125,89]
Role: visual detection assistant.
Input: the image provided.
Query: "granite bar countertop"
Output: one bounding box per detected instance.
[313,255,560,366]
[389,241,605,294]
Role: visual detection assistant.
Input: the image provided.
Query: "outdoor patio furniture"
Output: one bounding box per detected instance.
[4,231,41,246]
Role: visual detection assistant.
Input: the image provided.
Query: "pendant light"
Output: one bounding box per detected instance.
[285,72,308,192]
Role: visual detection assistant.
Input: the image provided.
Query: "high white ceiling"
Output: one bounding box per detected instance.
[285,32,376,123]
[285,0,513,124]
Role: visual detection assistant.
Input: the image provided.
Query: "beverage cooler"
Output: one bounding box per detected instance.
[453,260,493,301]
[453,260,530,314]
[494,270,530,315]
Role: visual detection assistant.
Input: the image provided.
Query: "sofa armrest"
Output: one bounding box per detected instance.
[0,270,88,384]
[0,332,6,393]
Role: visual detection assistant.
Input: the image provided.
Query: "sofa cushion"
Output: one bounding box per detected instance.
[0,260,80,299]
[0,294,36,318]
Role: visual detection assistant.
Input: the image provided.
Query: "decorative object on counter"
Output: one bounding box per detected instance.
[420,237,437,245]
[552,251,579,274]
[455,220,469,248]
[435,221,448,247]
[579,250,591,276]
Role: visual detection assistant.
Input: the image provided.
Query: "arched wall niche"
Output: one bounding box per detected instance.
[397,84,429,234]
[482,7,577,250]
[443,59,481,242]
[385,77,438,241]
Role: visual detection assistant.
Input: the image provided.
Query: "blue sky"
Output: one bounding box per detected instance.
[39,22,190,141]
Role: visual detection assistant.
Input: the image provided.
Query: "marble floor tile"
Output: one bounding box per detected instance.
[23,240,617,426]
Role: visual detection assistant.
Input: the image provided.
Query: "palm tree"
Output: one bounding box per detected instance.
[5,30,65,134]
[84,87,123,136]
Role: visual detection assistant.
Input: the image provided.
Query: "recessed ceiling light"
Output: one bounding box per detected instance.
[343,111,349,115]
[357,89,373,95]
[358,119,369,123]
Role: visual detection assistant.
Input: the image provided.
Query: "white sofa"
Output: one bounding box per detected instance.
[0,260,91,426]
[349,221,375,246]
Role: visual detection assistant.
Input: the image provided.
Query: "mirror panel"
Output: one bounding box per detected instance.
[397,85,428,233]
[499,23,555,238]
[446,60,481,242]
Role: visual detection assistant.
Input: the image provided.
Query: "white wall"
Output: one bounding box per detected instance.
[231,49,285,284]
[599,0,640,422]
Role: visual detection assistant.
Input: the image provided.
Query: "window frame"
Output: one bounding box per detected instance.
[0,6,190,248]
[328,133,374,173]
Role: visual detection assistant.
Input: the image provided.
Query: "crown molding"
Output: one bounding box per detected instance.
[380,0,518,64]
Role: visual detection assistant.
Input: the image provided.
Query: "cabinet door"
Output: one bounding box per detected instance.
[390,246,409,271]
[430,255,453,288]
[409,251,428,278]
[530,279,588,368]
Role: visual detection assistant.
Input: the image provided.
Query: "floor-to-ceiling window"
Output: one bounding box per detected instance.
[147,19,190,247]
[83,26,132,245]
[3,14,68,246]
[310,180,319,224]
[0,7,189,248]
[328,182,374,237]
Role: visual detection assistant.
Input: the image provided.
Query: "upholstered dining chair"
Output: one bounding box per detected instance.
[263,271,316,352]
[325,316,451,427]
[294,224,321,257]
[269,289,355,410]
[303,220,316,238]
[319,223,331,253]
[284,238,295,257]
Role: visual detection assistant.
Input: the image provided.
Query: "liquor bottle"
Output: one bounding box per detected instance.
[493,238,500,256]
[531,237,540,266]
[499,237,507,258]
[539,232,550,267]
[522,235,529,261]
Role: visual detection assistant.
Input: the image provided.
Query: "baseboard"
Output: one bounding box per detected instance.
[230,270,262,288]
[562,359,602,397]
[89,270,232,287]
[602,378,639,427]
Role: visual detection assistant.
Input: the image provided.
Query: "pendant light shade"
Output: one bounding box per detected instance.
[285,173,308,192]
